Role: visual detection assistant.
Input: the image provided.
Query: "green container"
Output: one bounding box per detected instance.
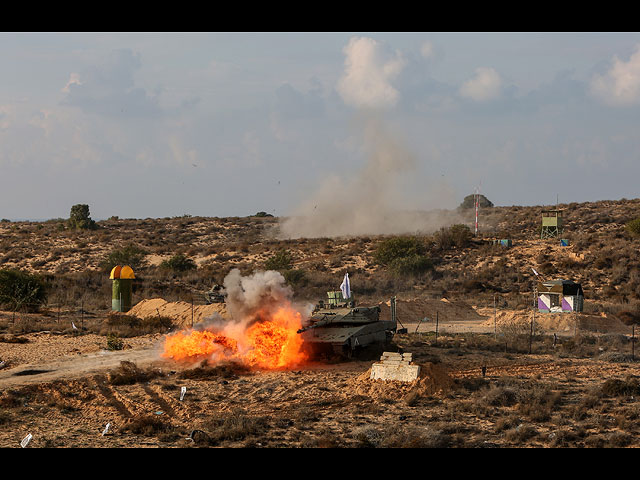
[112,278,133,312]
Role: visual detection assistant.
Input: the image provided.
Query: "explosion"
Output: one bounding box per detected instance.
[161,270,309,370]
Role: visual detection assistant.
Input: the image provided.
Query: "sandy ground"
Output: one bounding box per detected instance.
[1,299,639,448]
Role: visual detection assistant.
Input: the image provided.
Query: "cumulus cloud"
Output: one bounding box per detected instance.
[459,67,502,101]
[590,44,640,106]
[336,36,406,109]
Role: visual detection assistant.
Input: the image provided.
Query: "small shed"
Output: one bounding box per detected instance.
[537,279,583,313]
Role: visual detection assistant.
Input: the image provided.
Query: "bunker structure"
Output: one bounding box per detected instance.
[537,279,584,313]
[541,209,564,239]
[110,265,135,312]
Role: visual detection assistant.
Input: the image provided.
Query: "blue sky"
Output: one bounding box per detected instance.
[2,32,640,222]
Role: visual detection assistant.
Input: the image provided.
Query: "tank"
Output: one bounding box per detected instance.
[297,291,398,358]
[203,284,225,304]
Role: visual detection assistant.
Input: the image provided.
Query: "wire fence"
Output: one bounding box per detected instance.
[2,295,639,359]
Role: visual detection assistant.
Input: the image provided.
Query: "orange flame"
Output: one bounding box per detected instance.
[161,303,308,370]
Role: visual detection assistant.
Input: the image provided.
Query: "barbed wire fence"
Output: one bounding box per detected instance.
[2,291,638,360]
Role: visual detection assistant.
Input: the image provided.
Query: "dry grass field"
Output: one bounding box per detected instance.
[1,198,640,448]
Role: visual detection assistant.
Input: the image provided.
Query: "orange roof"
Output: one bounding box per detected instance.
[109,265,135,279]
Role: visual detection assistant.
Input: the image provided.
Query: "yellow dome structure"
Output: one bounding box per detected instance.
[110,265,135,280]
[110,265,135,312]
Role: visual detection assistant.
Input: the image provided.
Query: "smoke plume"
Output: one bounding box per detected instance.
[278,113,464,238]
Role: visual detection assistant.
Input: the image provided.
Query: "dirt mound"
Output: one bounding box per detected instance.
[378,297,487,323]
[480,309,631,334]
[348,362,454,399]
[128,298,230,327]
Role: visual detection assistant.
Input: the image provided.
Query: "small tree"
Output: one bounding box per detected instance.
[100,245,148,272]
[626,218,640,236]
[159,253,197,273]
[68,204,97,230]
[0,268,47,313]
[264,249,293,271]
[374,237,432,277]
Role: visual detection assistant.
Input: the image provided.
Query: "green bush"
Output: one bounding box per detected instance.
[254,211,273,217]
[159,253,197,272]
[67,204,97,230]
[0,269,47,312]
[264,249,293,271]
[374,236,427,265]
[374,237,432,277]
[625,218,640,236]
[283,268,307,287]
[433,224,473,251]
[99,245,148,272]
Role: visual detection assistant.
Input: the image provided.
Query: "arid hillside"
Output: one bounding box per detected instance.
[0,197,639,317]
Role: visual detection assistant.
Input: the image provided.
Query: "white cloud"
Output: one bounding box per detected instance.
[420,41,434,59]
[336,36,406,109]
[459,67,502,102]
[590,44,640,106]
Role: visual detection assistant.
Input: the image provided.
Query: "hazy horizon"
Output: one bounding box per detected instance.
[2,32,640,224]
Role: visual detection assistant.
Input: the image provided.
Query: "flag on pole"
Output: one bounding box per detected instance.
[340,273,351,300]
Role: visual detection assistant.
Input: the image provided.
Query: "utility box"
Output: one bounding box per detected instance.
[110,265,135,312]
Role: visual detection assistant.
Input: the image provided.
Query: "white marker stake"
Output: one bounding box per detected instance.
[180,387,186,401]
[102,423,111,436]
[21,433,32,448]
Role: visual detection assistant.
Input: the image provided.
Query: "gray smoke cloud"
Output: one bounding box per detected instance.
[223,268,293,322]
[278,113,465,238]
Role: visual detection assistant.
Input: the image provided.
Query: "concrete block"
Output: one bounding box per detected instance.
[370,363,421,382]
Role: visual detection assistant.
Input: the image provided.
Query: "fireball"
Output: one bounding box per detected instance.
[161,303,308,370]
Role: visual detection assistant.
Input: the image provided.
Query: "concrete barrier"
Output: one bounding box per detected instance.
[370,351,420,382]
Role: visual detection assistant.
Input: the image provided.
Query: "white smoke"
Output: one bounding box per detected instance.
[277,113,464,238]
[336,36,406,110]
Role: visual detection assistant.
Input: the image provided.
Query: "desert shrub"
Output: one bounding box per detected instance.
[601,377,640,397]
[483,386,518,407]
[0,268,47,312]
[432,224,473,251]
[283,268,307,287]
[505,424,538,442]
[124,415,173,436]
[264,249,293,271]
[449,224,474,247]
[516,385,562,422]
[67,204,97,230]
[625,218,640,236]
[106,333,124,351]
[159,253,197,272]
[99,244,148,272]
[374,236,432,277]
[254,211,273,217]
[203,409,270,444]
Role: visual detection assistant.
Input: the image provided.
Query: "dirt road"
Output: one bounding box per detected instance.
[0,342,165,389]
